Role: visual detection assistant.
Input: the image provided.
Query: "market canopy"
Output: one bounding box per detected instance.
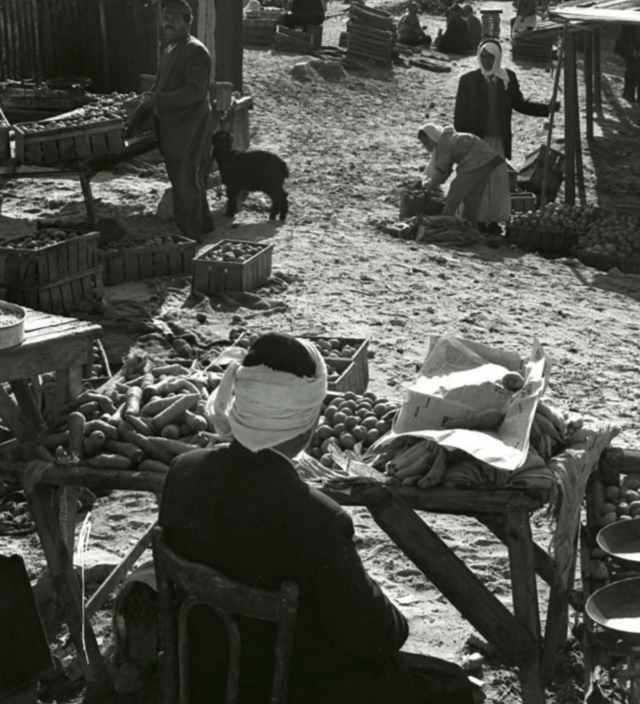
[551,0,640,24]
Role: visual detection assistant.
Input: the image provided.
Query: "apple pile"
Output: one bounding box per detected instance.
[576,212,640,258]
[200,241,265,264]
[313,337,361,359]
[309,391,396,467]
[597,474,640,527]
[3,229,87,250]
[103,235,179,252]
[509,202,599,233]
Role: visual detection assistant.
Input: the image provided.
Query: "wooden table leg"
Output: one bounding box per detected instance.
[363,487,539,667]
[20,478,110,690]
[505,508,545,704]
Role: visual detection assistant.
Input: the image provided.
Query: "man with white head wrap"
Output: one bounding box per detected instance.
[418,121,504,228]
[454,39,558,233]
[160,331,475,704]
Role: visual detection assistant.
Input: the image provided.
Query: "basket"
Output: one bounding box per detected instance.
[305,336,369,394]
[510,192,538,214]
[0,230,99,288]
[192,239,273,293]
[243,18,278,46]
[505,225,578,256]
[101,236,197,285]
[6,267,104,314]
[14,118,125,167]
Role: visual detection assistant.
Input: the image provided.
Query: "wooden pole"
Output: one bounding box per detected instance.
[564,30,577,205]
[541,34,565,208]
[97,0,110,92]
[584,29,594,142]
[593,28,602,111]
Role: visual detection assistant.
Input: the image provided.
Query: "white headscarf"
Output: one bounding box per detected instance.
[209,338,327,452]
[419,123,443,143]
[478,40,510,89]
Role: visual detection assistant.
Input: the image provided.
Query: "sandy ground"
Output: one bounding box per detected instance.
[1,2,640,702]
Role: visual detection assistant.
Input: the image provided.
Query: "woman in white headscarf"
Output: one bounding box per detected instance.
[418,122,504,229]
[454,39,557,233]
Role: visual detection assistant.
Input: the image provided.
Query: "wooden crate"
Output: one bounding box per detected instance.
[101,236,197,285]
[510,192,537,214]
[6,267,104,314]
[192,240,273,293]
[0,230,99,288]
[307,336,370,394]
[272,25,314,53]
[506,225,577,256]
[13,118,125,167]
[243,17,279,46]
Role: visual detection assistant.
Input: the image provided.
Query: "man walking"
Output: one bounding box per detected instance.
[127,0,214,241]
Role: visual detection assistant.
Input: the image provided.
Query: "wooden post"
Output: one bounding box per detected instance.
[78,171,98,231]
[541,34,565,208]
[584,29,594,142]
[20,479,110,690]
[215,0,243,92]
[593,29,602,112]
[362,487,539,668]
[97,0,110,91]
[564,30,577,205]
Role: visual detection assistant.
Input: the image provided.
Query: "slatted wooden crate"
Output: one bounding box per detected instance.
[13,118,125,167]
[272,25,315,53]
[0,230,99,288]
[101,236,197,285]
[574,250,640,275]
[505,225,578,256]
[510,192,537,214]
[307,336,370,394]
[192,240,273,293]
[6,267,104,314]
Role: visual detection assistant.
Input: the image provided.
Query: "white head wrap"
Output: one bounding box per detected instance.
[478,40,510,88]
[419,123,443,143]
[209,338,327,453]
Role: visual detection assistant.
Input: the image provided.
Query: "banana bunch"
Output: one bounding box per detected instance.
[530,401,566,462]
[383,438,448,490]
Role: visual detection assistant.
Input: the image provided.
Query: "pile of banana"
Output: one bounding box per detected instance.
[380,438,447,489]
[530,401,568,462]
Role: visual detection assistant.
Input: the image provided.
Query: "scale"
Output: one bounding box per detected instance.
[585,521,640,702]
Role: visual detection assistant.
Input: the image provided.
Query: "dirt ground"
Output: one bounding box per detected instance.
[2,1,640,702]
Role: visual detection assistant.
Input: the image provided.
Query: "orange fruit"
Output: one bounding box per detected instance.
[344,416,358,430]
[320,439,333,454]
[329,338,342,349]
[363,391,378,402]
[357,408,371,420]
[316,425,333,441]
[320,453,333,468]
[333,411,347,426]
[332,422,346,437]
[310,447,322,459]
[373,403,388,418]
[343,391,358,401]
[339,432,356,450]
[324,406,338,422]
[352,425,367,442]
[340,400,357,414]
[362,416,379,430]
[375,420,390,435]
[365,428,380,444]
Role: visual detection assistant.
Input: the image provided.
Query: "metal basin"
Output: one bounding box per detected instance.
[0,301,25,350]
[586,577,640,641]
[597,519,640,566]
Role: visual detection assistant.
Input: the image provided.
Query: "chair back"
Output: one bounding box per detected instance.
[152,526,298,704]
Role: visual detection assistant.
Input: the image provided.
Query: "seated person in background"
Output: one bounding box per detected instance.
[461,4,482,52]
[281,0,325,31]
[511,0,537,36]
[159,332,475,704]
[398,2,432,47]
[434,4,474,55]
[418,122,504,229]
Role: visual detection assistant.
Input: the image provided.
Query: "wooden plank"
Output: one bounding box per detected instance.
[584,30,594,142]
[124,252,139,281]
[563,30,576,205]
[360,486,539,666]
[86,522,156,618]
[139,251,154,280]
[152,250,169,277]
[20,479,110,688]
[592,29,601,111]
[504,509,544,702]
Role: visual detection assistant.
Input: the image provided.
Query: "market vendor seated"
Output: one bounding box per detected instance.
[159,332,475,704]
[434,4,474,55]
[280,0,325,32]
[398,2,432,47]
[418,122,504,229]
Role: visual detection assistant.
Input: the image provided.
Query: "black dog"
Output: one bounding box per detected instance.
[211,130,289,221]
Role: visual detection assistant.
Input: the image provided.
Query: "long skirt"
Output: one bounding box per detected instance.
[442,155,503,228]
[476,135,511,224]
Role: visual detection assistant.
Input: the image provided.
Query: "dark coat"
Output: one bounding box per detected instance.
[158,442,417,704]
[454,68,549,159]
[436,16,473,55]
[130,35,212,157]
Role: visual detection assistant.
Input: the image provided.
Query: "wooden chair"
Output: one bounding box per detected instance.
[151,527,299,704]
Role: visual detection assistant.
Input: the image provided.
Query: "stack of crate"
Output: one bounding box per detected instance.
[243,8,282,47]
[345,3,396,67]
[0,227,103,314]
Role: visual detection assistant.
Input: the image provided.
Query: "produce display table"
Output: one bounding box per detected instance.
[0,425,617,698]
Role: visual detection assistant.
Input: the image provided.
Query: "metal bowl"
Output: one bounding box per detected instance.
[586,577,640,641]
[597,519,640,566]
[0,301,25,350]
